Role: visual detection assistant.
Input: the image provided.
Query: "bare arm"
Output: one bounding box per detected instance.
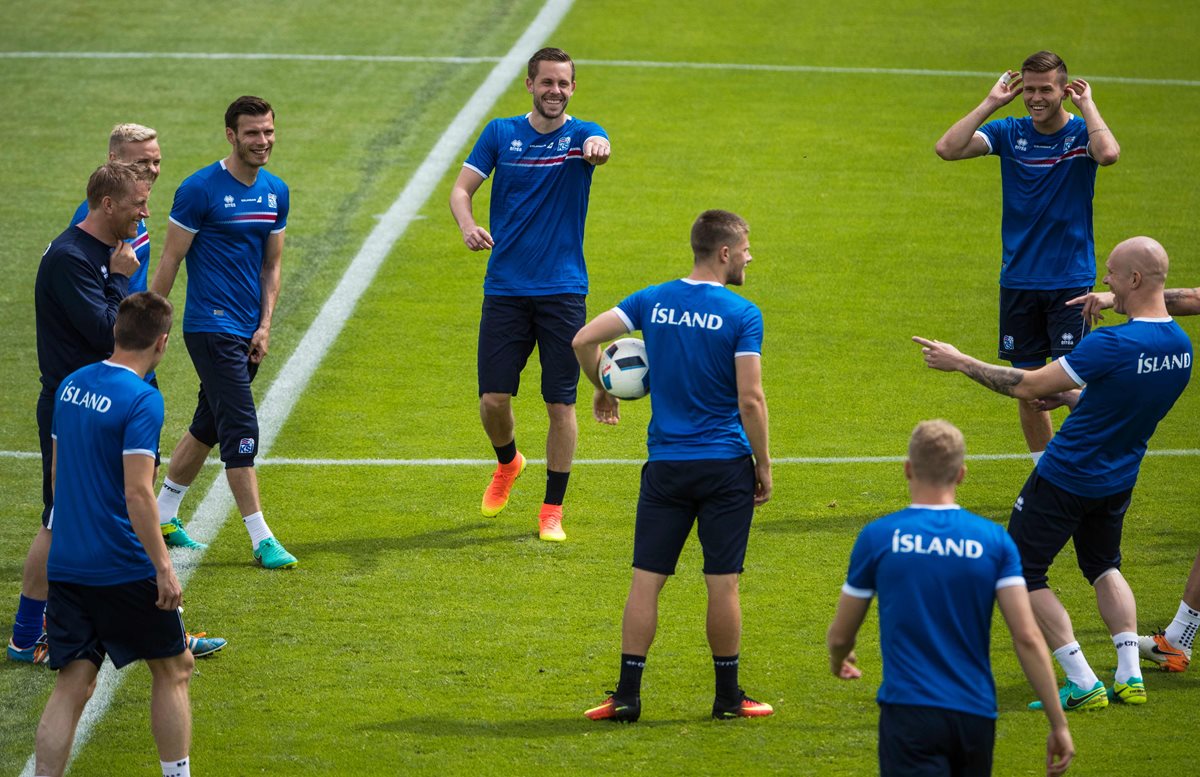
[736,355,771,506]
[996,585,1075,776]
[150,222,195,298]
[449,168,493,251]
[827,593,871,679]
[571,310,629,425]
[581,135,611,166]
[250,230,285,364]
[1067,79,1119,166]
[1165,286,1200,316]
[125,453,182,611]
[935,72,1021,160]
[912,337,1079,400]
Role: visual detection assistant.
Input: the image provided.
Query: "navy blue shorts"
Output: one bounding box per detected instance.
[633,457,756,576]
[37,389,54,527]
[184,331,261,469]
[46,579,186,670]
[878,703,995,777]
[477,294,586,404]
[999,286,1092,367]
[1007,469,1131,591]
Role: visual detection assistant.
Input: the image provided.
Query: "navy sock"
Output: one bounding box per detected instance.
[13,594,46,648]
[493,440,517,466]
[544,469,570,505]
[713,654,740,702]
[616,653,646,699]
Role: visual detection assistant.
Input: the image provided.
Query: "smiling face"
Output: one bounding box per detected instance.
[113,138,162,181]
[526,60,575,123]
[724,234,753,286]
[1020,69,1067,129]
[227,112,275,168]
[107,180,151,240]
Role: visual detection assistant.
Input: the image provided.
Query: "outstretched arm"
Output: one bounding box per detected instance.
[935,71,1022,160]
[912,336,1079,400]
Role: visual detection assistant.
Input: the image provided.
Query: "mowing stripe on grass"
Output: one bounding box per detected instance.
[1,50,1197,87]
[17,2,577,775]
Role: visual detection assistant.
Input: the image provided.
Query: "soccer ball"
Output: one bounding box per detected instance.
[599,338,650,400]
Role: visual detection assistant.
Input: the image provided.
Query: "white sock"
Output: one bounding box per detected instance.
[1164,600,1200,654]
[243,511,273,549]
[161,757,190,777]
[1112,632,1140,683]
[157,478,190,525]
[1030,450,1044,464]
[1052,641,1100,688]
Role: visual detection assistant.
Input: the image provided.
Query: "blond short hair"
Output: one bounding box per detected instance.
[108,123,158,154]
[907,420,966,486]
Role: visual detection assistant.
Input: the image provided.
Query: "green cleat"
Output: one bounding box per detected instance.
[162,517,207,550]
[1107,677,1147,705]
[254,537,298,569]
[1029,679,1108,712]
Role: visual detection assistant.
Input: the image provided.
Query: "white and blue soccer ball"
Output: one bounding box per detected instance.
[599,337,650,400]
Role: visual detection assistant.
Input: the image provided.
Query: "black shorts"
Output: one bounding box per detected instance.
[477,294,586,404]
[184,331,261,469]
[878,703,995,777]
[46,579,186,670]
[998,286,1092,367]
[1007,469,1131,591]
[37,388,54,527]
[633,457,756,576]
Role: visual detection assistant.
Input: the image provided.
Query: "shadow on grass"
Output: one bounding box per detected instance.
[363,715,696,738]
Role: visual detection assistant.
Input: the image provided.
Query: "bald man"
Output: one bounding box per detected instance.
[1069,279,1200,674]
[913,236,1193,710]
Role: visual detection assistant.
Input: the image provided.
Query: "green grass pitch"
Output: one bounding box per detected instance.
[1,1,1199,774]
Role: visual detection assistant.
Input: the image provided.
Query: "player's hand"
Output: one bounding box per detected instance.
[833,652,862,680]
[156,567,183,611]
[462,225,494,251]
[1065,78,1093,107]
[1046,726,1074,776]
[912,336,965,372]
[753,461,772,506]
[582,137,611,166]
[1065,290,1113,326]
[250,326,270,364]
[1031,391,1077,413]
[109,241,140,279]
[988,70,1023,106]
[593,387,619,425]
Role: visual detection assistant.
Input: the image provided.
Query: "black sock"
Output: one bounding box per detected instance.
[713,654,740,702]
[616,653,646,699]
[493,439,517,466]
[544,469,570,505]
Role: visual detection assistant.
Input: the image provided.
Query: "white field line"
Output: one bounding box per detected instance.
[5,449,1200,466]
[0,50,1197,88]
[17,1,577,775]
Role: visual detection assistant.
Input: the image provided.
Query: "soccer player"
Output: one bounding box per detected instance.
[35,292,195,777]
[574,210,773,721]
[150,95,297,569]
[935,51,1120,462]
[449,47,611,542]
[914,236,1192,710]
[827,420,1074,777]
[1068,282,1200,673]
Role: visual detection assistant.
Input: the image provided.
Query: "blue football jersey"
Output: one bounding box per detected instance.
[71,200,150,293]
[1040,318,1192,496]
[48,361,163,586]
[169,160,289,336]
[843,505,1025,718]
[614,279,763,461]
[976,115,1098,290]
[464,114,607,296]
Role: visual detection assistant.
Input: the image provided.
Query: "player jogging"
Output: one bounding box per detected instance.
[828,420,1073,776]
[573,210,773,721]
[914,236,1192,710]
[935,50,1120,462]
[450,47,611,542]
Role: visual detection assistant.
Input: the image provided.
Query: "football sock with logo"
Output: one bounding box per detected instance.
[1112,632,1141,683]
[493,440,517,466]
[713,654,740,703]
[12,594,46,648]
[157,478,190,524]
[544,470,570,506]
[243,512,273,550]
[1164,600,1199,653]
[161,757,190,777]
[616,653,646,699]
[1051,641,1100,689]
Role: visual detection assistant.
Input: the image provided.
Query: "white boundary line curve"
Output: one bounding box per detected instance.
[17,1,577,774]
[0,50,1196,87]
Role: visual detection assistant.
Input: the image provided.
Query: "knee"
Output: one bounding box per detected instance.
[480,393,511,415]
[1089,567,1122,587]
[545,402,576,423]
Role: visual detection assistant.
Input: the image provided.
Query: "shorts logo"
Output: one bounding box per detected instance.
[1060,332,1075,346]
[238,437,256,455]
[1003,334,1015,351]
[223,195,236,208]
[1014,496,1024,512]
[557,136,571,152]
[268,193,277,209]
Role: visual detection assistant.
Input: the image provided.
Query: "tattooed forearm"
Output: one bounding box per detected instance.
[1164,287,1200,317]
[962,361,1026,397]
